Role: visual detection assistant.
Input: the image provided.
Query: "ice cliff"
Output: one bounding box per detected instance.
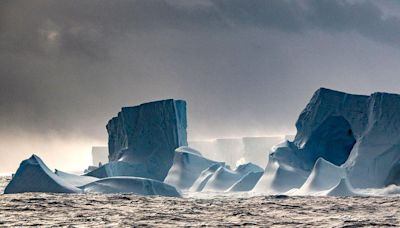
[88,99,187,181]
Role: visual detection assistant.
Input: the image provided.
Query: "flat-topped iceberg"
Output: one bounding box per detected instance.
[104,99,187,181]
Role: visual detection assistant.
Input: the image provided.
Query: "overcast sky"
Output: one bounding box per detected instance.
[1,0,400,172]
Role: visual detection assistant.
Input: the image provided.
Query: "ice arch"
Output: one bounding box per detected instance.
[302,115,356,167]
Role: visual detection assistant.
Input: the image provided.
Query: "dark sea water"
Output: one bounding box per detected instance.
[0,176,399,227]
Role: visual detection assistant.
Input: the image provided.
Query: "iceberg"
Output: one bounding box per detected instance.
[164,147,222,190]
[80,177,181,197]
[4,155,81,194]
[256,88,400,192]
[91,99,187,181]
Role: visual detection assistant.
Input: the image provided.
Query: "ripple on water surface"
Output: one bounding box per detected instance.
[0,176,399,227]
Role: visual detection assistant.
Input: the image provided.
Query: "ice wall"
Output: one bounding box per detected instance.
[105,99,187,181]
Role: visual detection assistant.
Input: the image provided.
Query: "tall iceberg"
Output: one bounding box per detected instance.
[255,88,400,192]
[88,99,188,181]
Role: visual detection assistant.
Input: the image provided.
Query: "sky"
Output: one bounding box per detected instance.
[1,0,400,173]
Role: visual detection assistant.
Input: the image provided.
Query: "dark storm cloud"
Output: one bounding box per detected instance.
[0,0,400,149]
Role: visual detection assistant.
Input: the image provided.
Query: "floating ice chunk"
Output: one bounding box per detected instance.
[164,148,222,190]
[4,155,81,194]
[80,176,181,197]
[228,171,263,192]
[55,170,98,187]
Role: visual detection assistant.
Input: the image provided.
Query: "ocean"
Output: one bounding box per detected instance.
[0,176,399,227]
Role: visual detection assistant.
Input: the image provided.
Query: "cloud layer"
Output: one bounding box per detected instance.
[1,0,400,172]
